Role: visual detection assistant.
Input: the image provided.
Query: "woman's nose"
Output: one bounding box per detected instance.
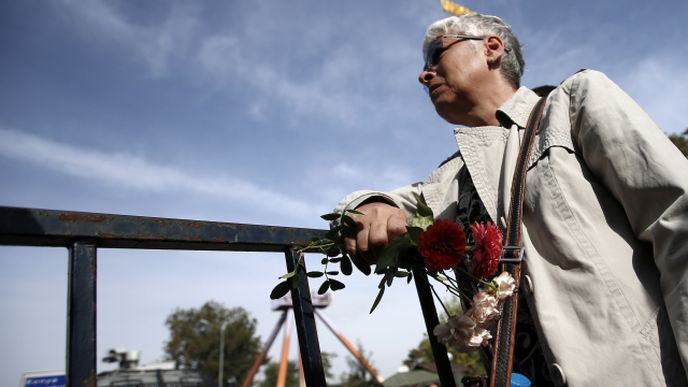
[418,68,435,85]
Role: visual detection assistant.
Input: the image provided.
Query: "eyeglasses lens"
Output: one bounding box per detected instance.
[425,40,444,69]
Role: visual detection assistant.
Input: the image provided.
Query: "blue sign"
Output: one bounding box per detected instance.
[24,375,65,387]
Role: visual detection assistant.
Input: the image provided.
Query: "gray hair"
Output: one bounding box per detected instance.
[422,14,525,88]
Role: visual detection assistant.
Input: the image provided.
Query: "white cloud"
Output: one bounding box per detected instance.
[59,0,199,77]
[196,34,369,127]
[0,128,318,219]
[57,1,425,131]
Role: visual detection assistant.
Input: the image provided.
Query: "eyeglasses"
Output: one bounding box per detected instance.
[423,34,485,70]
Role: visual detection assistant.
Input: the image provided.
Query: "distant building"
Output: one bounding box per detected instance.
[97,349,204,387]
[97,368,204,387]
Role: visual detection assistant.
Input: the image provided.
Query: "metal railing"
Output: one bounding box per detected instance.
[0,206,454,387]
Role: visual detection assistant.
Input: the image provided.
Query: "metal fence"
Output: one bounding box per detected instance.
[0,206,454,387]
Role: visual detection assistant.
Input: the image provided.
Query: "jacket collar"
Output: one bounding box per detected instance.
[495,86,540,129]
[448,86,540,223]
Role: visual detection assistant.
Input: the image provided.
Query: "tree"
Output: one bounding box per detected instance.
[668,128,688,157]
[164,300,262,385]
[340,343,379,387]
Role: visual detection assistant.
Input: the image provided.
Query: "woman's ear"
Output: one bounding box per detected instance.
[484,35,505,68]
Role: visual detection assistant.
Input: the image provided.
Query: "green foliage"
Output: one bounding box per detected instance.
[259,361,299,387]
[403,334,485,377]
[258,352,335,386]
[163,301,262,385]
[668,129,688,157]
[270,209,362,300]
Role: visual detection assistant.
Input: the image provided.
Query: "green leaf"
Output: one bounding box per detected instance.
[407,272,414,284]
[345,209,364,215]
[340,255,353,275]
[374,236,411,274]
[341,214,357,230]
[385,269,395,287]
[325,228,340,240]
[320,212,341,221]
[328,255,342,262]
[326,271,339,276]
[279,271,296,280]
[317,280,330,295]
[329,279,345,291]
[306,271,324,278]
[351,255,371,276]
[369,286,385,314]
[270,281,291,299]
[397,248,422,270]
[377,275,387,289]
[408,215,433,232]
[435,273,448,282]
[414,193,434,218]
[406,225,424,243]
[394,270,410,278]
[321,257,328,265]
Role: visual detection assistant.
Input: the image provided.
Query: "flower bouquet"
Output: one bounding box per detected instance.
[270,194,515,352]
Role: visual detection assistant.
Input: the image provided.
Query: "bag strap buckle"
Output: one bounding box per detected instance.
[500,245,524,263]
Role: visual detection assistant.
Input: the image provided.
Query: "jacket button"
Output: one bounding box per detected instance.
[524,274,534,293]
[551,363,566,385]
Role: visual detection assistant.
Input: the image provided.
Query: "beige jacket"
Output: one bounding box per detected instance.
[337,70,688,386]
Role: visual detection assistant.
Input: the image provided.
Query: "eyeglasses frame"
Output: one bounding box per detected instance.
[423,33,518,71]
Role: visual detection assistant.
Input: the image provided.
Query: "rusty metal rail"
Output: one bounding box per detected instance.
[0,206,455,387]
[0,206,329,387]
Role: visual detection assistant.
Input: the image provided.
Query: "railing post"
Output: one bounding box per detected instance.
[67,241,97,387]
[284,248,326,386]
[413,267,456,387]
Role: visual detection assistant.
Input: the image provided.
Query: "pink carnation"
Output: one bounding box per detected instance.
[467,291,500,325]
[433,313,492,352]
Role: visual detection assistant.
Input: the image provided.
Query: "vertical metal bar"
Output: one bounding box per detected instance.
[413,267,456,387]
[67,241,97,387]
[284,248,326,387]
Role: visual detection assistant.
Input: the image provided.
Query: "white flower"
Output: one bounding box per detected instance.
[491,271,516,301]
[467,291,500,324]
[433,313,492,353]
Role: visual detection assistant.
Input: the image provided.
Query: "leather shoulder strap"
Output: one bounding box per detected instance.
[488,95,548,387]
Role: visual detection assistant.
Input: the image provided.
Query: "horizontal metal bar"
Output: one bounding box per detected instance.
[0,206,327,252]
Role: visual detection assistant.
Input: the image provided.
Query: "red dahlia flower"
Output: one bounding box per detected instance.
[469,221,503,279]
[418,219,467,271]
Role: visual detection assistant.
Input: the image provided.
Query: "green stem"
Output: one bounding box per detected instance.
[457,267,492,286]
[429,284,450,316]
[298,240,336,255]
[429,272,471,303]
[443,275,471,300]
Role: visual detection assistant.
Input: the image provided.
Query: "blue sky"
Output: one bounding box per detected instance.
[1,0,687,384]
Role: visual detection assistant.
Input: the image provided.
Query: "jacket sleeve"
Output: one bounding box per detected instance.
[568,70,688,371]
[333,183,424,218]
